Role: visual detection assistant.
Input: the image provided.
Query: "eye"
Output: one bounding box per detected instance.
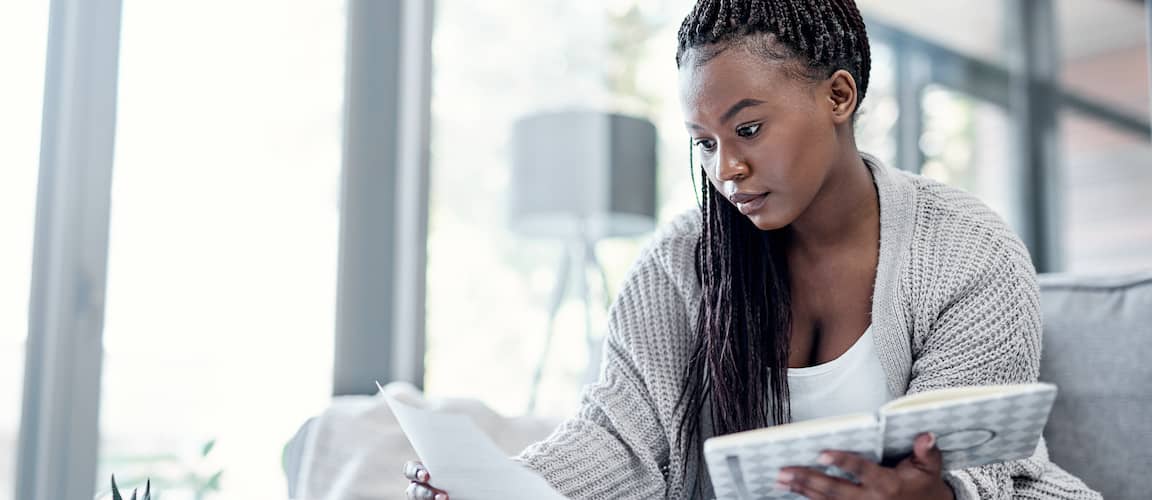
[693,138,717,153]
[736,123,761,138]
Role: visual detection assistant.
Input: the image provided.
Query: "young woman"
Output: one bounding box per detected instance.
[404,0,1101,498]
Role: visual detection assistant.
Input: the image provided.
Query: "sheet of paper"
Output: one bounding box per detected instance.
[382,390,568,500]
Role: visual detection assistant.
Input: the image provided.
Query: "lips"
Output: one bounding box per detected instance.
[731,192,769,215]
[729,192,767,204]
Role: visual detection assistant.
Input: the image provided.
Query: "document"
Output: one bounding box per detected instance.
[382,388,568,500]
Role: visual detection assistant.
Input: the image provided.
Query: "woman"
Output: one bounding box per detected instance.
[405,0,1101,498]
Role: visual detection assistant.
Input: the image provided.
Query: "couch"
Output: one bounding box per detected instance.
[285,270,1152,499]
[1036,271,1152,500]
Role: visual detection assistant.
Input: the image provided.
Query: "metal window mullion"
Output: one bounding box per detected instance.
[333,0,433,396]
[868,16,1150,139]
[1006,0,1062,272]
[391,0,433,389]
[16,0,123,498]
[894,37,929,174]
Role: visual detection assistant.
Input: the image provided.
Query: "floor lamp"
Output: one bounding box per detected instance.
[509,110,658,414]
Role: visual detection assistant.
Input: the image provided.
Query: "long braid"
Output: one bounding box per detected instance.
[671,0,871,496]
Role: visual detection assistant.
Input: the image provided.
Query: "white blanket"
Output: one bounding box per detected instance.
[289,382,561,500]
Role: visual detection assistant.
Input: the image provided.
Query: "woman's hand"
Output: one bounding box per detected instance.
[777,433,955,500]
[403,461,449,500]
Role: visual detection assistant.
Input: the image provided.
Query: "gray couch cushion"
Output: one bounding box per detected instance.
[1039,271,1152,500]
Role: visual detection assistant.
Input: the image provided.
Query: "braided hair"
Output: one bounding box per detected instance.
[676,0,871,105]
[671,0,872,495]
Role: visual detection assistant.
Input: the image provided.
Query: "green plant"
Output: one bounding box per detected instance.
[111,475,151,500]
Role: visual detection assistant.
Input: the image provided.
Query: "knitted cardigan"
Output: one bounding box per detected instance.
[514,158,1101,500]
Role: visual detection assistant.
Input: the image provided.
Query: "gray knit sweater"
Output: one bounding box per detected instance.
[515,158,1101,500]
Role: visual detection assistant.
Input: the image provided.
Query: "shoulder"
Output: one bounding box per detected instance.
[606,208,701,347]
[625,207,701,294]
[900,171,1037,303]
[649,208,702,270]
[604,209,702,385]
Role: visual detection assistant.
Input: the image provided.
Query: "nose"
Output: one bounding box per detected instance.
[716,150,749,183]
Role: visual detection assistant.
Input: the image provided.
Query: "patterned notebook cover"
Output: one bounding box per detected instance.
[704,417,880,500]
[881,383,1057,470]
[703,383,1057,500]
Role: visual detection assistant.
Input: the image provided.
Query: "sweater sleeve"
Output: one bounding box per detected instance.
[906,234,1100,500]
[513,243,689,499]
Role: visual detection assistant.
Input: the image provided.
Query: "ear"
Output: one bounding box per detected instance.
[826,69,858,125]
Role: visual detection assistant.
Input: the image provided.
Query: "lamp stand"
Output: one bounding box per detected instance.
[526,228,612,414]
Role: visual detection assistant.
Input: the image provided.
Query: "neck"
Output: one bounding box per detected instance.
[786,148,879,253]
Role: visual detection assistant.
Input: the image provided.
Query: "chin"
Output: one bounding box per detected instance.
[744,212,792,232]
[727,194,797,232]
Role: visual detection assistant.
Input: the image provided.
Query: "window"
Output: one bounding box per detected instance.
[1061,112,1152,273]
[919,85,1019,229]
[1058,1,1151,272]
[0,2,49,499]
[854,42,899,170]
[425,1,689,417]
[867,0,1152,272]
[859,0,1007,65]
[97,1,345,496]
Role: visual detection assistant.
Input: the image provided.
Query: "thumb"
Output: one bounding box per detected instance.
[911,432,943,473]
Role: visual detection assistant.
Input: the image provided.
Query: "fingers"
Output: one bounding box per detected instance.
[778,466,861,500]
[405,481,448,500]
[910,432,944,473]
[403,461,448,500]
[403,461,429,482]
[816,450,887,486]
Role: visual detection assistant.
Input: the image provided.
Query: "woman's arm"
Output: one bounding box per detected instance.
[513,242,691,499]
[908,239,1100,500]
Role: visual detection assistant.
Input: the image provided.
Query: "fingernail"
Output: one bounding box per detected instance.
[435,494,447,500]
[417,470,428,481]
[927,432,937,448]
[817,453,834,465]
[777,470,793,483]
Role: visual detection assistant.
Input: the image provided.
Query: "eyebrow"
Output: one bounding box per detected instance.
[686,98,767,130]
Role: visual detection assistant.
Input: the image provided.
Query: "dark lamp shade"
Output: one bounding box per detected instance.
[508,110,658,240]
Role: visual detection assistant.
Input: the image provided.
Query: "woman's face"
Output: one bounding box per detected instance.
[678,44,854,231]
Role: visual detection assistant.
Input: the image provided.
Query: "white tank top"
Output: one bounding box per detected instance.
[786,326,894,422]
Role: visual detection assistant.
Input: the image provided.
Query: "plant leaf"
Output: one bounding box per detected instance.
[112,475,124,500]
[204,470,223,491]
[200,440,216,457]
[129,488,137,500]
[142,479,151,500]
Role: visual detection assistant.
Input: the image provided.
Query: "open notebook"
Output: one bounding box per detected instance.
[704,383,1057,500]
